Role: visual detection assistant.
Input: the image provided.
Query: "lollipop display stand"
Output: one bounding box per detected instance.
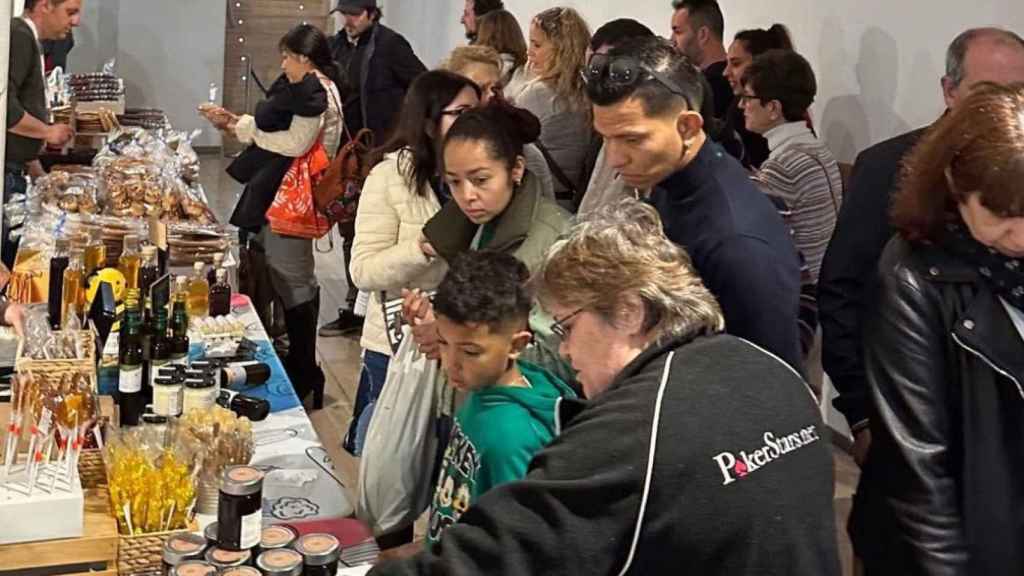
[0,460,84,545]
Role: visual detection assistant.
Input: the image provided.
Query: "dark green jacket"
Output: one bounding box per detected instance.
[423,172,573,383]
[7,18,48,166]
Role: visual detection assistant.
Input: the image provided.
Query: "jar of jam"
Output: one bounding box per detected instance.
[162,532,207,575]
[261,524,298,550]
[256,548,304,576]
[203,521,219,546]
[169,560,217,576]
[217,465,263,550]
[295,533,341,576]
[220,567,262,576]
[205,546,252,570]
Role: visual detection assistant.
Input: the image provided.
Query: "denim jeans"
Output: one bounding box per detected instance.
[344,349,391,456]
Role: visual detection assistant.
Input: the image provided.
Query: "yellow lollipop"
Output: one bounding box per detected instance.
[87,268,127,304]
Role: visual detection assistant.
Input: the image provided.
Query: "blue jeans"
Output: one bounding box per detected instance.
[344,349,390,456]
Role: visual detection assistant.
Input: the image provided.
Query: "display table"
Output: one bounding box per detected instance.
[98,293,354,521]
[0,294,378,575]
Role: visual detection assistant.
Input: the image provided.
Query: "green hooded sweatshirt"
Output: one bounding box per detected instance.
[426,360,575,546]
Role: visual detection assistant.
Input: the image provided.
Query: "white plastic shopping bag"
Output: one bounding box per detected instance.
[356,325,440,535]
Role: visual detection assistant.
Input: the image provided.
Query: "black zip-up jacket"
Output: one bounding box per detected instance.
[852,236,1024,575]
[371,333,840,576]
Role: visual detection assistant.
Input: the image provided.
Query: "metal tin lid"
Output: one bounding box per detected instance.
[256,548,303,576]
[295,533,341,565]
[203,522,219,544]
[220,465,264,496]
[163,532,207,564]
[204,546,252,568]
[220,567,262,576]
[260,524,298,549]
[159,365,186,376]
[154,377,183,386]
[185,378,214,389]
[170,560,218,576]
[141,414,168,425]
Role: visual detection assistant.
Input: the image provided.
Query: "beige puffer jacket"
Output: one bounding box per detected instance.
[350,150,448,356]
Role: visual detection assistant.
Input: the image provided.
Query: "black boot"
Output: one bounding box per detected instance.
[284,295,326,410]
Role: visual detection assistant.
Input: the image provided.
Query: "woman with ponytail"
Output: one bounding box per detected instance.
[404,102,574,397]
[722,23,794,168]
[202,23,344,409]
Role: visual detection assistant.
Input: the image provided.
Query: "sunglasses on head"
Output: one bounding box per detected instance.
[583,54,694,111]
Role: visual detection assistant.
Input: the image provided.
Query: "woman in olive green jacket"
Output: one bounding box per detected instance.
[408,103,572,383]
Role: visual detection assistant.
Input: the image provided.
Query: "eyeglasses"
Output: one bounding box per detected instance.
[550,307,584,340]
[735,92,773,105]
[582,54,694,111]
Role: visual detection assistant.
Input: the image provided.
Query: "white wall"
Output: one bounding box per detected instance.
[385,0,1024,162]
[70,0,227,148]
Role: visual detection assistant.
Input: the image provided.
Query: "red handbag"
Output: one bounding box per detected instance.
[265,139,333,239]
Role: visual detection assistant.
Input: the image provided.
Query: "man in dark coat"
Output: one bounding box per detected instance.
[322,0,427,336]
[818,27,1024,467]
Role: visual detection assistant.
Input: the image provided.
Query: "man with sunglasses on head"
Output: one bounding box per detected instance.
[586,36,804,374]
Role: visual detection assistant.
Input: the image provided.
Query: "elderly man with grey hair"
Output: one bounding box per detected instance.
[818,27,1024,469]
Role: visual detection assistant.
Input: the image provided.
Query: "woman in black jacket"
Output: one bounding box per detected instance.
[373,199,839,575]
[852,82,1024,575]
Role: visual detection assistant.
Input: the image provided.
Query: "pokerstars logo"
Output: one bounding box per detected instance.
[712,425,821,486]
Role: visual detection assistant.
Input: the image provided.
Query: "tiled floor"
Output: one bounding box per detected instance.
[200,153,860,573]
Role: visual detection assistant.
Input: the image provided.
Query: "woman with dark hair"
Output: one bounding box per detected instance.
[722,23,793,168]
[344,70,480,457]
[851,82,1024,575]
[739,49,842,356]
[475,8,528,88]
[202,23,343,408]
[403,102,573,400]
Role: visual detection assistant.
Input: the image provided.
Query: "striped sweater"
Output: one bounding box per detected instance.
[753,122,843,283]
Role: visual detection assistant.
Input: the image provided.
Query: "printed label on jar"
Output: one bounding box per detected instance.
[153,383,182,417]
[119,366,142,393]
[239,509,262,549]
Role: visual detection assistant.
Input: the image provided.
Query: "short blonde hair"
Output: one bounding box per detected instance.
[441,45,503,76]
[535,199,724,341]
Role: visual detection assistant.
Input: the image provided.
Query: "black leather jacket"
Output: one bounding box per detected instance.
[851,236,1024,575]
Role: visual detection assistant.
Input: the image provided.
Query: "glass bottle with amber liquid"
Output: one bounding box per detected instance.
[61,248,84,329]
[209,268,231,317]
[170,279,190,367]
[84,227,107,280]
[118,234,142,290]
[187,261,210,318]
[119,291,145,427]
[48,237,70,330]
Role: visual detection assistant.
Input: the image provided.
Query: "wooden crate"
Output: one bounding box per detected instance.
[15,330,97,375]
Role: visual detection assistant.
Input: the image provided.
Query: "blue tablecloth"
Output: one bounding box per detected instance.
[98,297,300,413]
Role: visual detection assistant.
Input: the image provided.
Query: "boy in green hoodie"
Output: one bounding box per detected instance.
[426,250,575,547]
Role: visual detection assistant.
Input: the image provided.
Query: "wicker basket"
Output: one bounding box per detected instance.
[119,528,185,576]
[77,449,108,489]
[15,330,97,375]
